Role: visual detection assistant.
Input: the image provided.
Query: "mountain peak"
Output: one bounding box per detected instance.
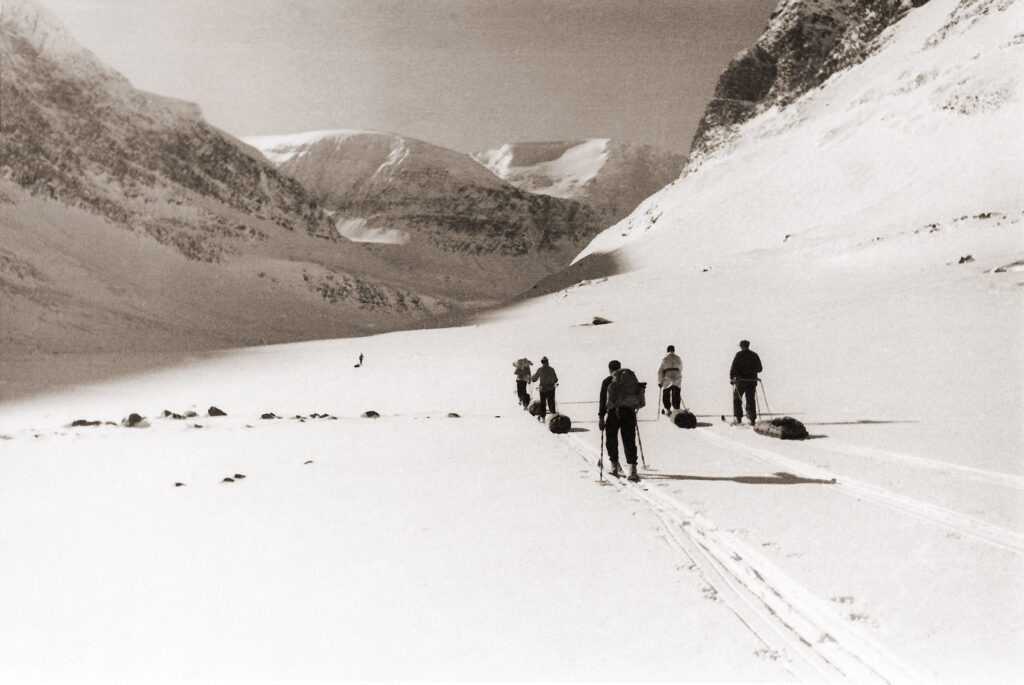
[2,0,114,77]
[476,139,686,225]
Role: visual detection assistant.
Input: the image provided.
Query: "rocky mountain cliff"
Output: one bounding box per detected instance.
[245,130,603,257]
[688,0,930,169]
[245,130,608,299]
[474,139,687,226]
[0,0,458,373]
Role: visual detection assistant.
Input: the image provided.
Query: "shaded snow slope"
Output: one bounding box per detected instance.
[476,139,687,225]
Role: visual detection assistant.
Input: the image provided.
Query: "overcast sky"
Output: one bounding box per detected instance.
[38,0,778,154]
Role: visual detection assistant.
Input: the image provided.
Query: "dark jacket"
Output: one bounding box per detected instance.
[730,349,762,381]
[531,364,558,391]
[598,375,613,418]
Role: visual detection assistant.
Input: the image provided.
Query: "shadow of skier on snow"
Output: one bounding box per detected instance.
[642,471,836,485]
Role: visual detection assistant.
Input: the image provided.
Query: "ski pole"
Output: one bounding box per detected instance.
[758,379,773,417]
[635,409,647,468]
[599,424,604,481]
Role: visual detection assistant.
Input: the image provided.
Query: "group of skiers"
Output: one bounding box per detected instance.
[513,341,764,482]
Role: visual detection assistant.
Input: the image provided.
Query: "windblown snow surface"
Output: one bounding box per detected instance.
[1,0,1022,682]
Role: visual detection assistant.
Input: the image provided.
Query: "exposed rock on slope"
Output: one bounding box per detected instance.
[245,130,607,298]
[246,130,603,256]
[0,0,335,249]
[689,0,927,168]
[474,139,687,225]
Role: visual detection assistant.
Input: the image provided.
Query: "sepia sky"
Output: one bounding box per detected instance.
[38,0,778,154]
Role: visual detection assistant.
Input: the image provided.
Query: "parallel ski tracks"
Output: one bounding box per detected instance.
[695,429,1024,556]
[563,432,922,684]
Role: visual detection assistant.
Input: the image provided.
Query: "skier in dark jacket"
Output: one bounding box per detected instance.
[598,360,639,481]
[531,356,558,420]
[730,340,763,424]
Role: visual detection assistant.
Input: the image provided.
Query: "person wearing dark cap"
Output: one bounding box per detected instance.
[598,360,639,481]
[730,340,763,424]
[657,345,683,415]
[531,356,558,420]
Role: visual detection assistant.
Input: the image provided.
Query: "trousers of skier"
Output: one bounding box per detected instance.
[531,356,558,419]
[657,344,683,414]
[513,358,533,409]
[598,359,639,480]
[730,339,763,424]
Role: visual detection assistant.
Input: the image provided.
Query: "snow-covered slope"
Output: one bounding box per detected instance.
[475,139,687,224]
[575,0,1023,266]
[244,129,606,299]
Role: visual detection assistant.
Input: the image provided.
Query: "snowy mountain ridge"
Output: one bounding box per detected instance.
[244,128,606,299]
[473,139,612,198]
[475,139,687,225]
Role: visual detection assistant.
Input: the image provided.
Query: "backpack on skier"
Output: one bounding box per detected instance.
[607,368,646,410]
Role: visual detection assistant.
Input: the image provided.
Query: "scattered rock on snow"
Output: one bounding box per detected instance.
[592,316,612,325]
[222,477,235,483]
[208,406,227,417]
[447,413,460,418]
[234,473,246,479]
[361,410,381,418]
[261,412,279,419]
[71,419,101,427]
[162,410,185,419]
[122,413,149,428]
[174,482,186,487]
[958,254,975,264]
[304,460,314,465]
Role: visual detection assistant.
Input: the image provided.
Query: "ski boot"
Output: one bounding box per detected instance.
[627,464,640,482]
[609,461,622,477]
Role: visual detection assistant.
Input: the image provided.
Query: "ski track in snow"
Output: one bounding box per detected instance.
[695,429,1024,556]
[559,430,922,684]
[814,441,1024,492]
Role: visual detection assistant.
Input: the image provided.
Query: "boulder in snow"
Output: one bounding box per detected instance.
[122,413,149,428]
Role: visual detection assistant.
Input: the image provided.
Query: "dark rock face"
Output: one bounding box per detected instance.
[270,133,604,258]
[688,0,917,167]
[208,406,227,417]
[0,1,337,261]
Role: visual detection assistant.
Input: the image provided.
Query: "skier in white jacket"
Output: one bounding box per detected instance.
[657,345,683,415]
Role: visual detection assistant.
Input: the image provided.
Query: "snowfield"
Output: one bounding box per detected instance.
[1,215,1021,680]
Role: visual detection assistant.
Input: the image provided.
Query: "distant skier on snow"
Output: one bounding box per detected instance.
[730,340,763,424]
[513,358,533,409]
[599,359,641,481]
[657,344,683,415]
[531,356,558,420]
